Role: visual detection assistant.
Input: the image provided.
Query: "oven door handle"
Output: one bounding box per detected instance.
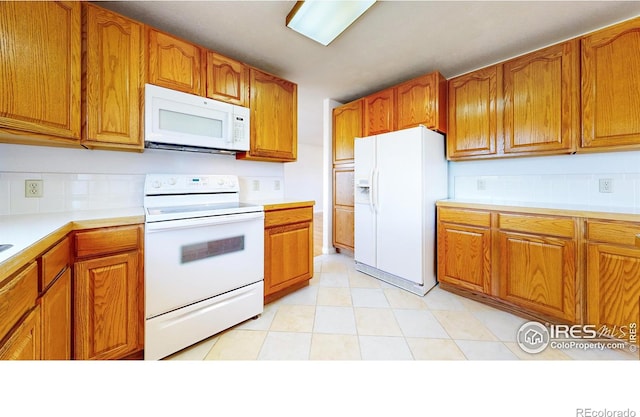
[145,211,264,232]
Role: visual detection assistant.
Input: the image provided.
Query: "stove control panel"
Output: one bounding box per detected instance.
[145,174,239,195]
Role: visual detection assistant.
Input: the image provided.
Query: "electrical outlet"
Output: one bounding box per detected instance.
[599,178,613,193]
[273,180,281,191]
[477,179,487,191]
[25,179,43,198]
[252,180,260,192]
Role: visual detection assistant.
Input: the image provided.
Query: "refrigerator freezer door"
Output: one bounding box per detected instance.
[375,128,425,284]
[354,136,377,267]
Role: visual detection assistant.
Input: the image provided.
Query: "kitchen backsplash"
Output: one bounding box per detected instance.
[0,172,284,216]
[450,151,640,210]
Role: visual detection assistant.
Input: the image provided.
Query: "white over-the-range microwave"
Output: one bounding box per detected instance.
[144,84,250,154]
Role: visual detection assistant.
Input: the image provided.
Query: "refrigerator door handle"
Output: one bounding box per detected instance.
[373,168,380,213]
[368,168,375,212]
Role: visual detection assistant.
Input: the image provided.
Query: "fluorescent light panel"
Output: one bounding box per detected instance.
[286,0,376,46]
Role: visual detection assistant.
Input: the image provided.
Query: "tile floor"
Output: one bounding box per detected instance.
[165,253,638,361]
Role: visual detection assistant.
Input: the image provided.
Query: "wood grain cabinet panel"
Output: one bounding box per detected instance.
[148,28,204,95]
[447,66,500,159]
[503,40,579,155]
[333,167,354,251]
[206,52,248,106]
[582,17,640,151]
[364,89,395,136]
[0,262,38,340]
[0,1,81,143]
[437,222,491,294]
[73,224,143,360]
[498,231,577,322]
[74,251,140,360]
[40,269,71,360]
[82,4,144,150]
[264,205,313,304]
[396,71,447,133]
[586,219,640,343]
[333,99,363,164]
[0,306,41,360]
[237,68,297,161]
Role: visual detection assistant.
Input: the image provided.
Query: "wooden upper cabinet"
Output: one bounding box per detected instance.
[333,99,363,164]
[238,68,297,162]
[447,65,500,159]
[206,52,248,106]
[396,71,447,133]
[82,4,144,150]
[0,1,81,142]
[503,40,579,155]
[582,17,640,151]
[148,28,204,95]
[364,89,395,136]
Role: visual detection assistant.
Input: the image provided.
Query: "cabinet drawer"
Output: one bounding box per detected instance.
[75,225,141,258]
[498,213,575,238]
[40,236,70,291]
[587,220,640,246]
[0,262,38,340]
[438,207,491,228]
[265,207,313,228]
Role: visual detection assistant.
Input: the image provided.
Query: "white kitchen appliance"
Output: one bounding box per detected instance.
[143,174,264,360]
[354,125,447,295]
[144,84,250,153]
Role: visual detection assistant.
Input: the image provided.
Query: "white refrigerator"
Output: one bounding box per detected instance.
[354,125,448,296]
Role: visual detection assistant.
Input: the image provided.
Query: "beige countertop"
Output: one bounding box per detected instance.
[0,207,145,279]
[243,199,315,211]
[437,199,640,222]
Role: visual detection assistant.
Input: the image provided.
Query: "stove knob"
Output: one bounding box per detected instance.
[152,180,161,189]
[168,177,177,186]
[217,178,225,186]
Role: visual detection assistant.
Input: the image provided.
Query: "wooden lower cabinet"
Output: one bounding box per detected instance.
[264,203,314,304]
[0,306,41,360]
[41,269,72,360]
[437,205,581,324]
[73,225,143,360]
[498,230,577,322]
[586,220,640,342]
[333,166,354,252]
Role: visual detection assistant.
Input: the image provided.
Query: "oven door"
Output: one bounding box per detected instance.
[144,211,264,319]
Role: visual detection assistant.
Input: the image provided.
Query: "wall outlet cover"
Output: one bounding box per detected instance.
[25,179,43,198]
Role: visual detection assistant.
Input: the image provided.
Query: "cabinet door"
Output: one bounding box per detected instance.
[241,68,297,161]
[0,306,41,360]
[206,51,248,106]
[333,167,354,251]
[74,251,139,360]
[83,4,144,150]
[396,71,447,133]
[447,66,500,159]
[437,222,491,294]
[41,269,71,360]
[333,99,363,164]
[503,40,579,155]
[587,243,640,340]
[498,231,577,322]
[582,17,640,150]
[265,221,313,297]
[364,89,395,136]
[0,1,81,141]
[148,29,203,95]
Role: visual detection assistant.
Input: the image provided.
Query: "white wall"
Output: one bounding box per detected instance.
[449,150,640,211]
[0,143,284,215]
[283,142,324,212]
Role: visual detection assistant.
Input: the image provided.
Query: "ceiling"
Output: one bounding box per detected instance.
[98,1,640,147]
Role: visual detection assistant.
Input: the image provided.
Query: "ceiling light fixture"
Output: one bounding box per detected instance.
[286,0,376,46]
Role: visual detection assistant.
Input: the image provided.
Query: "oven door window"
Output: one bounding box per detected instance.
[181,235,244,263]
